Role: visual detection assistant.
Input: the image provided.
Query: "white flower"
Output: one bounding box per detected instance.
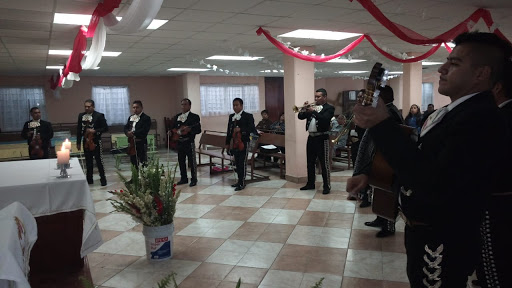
[130,114,140,122]
[28,121,40,129]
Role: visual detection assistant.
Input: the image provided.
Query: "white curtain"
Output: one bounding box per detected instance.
[0,87,46,132]
[92,86,130,125]
[200,84,259,116]
[421,82,434,112]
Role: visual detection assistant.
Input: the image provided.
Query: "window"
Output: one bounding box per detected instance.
[421,83,434,112]
[0,87,46,132]
[200,84,259,116]
[92,86,130,125]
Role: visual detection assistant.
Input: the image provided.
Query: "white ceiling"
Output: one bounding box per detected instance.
[1,0,511,78]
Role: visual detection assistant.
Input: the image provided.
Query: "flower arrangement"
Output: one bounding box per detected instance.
[108,157,181,227]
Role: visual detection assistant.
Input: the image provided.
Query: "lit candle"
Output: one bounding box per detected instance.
[63,138,72,151]
[57,146,70,164]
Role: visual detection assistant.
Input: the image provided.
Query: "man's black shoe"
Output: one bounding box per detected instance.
[87,179,93,185]
[300,185,315,190]
[376,229,395,238]
[189,181,197,187]
[359,199,371,208]
[100,179,107,186]
[231,183,239,188]
[234,185,245,191]
[177,179,188,185]
[322,189,330,195]
[364,218,384,227]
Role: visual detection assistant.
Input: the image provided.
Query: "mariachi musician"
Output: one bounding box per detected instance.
[21,106,54,160]
[171,98,201,187]
[124,100,151,170]
[225,97,258,191]
[77,99,109,186]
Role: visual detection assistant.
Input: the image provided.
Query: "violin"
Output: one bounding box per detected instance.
[84,129,96,151]
[171,123,200,142]
[29,128,44,158]
[232,121,244,151]
[127,135,136,156]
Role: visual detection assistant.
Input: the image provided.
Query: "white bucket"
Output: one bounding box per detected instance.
[142,223,174,261]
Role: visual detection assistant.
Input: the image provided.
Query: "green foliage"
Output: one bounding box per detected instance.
[108,157,181,226]
[156,272,177,288]
[78,276,94,288]
[236,277,241,288]
[311,277,324,288]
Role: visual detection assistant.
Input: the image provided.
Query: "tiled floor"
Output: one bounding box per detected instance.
[88,150,413,288]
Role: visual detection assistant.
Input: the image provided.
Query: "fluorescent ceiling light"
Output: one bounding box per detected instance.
[327,58,366,63]
[46,66,63,69]
[54,13,167,29]
[337,71,368,74]
[278,29,362,41]
[422,61,443,66]
[206,55,263,61]
[49,50,121,57]
[167,68,210,71]
[388,71,403,74]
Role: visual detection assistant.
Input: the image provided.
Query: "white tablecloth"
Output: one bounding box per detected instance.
[0,158,103,258]
[0,202,37,288]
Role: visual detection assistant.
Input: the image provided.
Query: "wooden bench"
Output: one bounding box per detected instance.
[250,133,286,179]
[195,131,233,173]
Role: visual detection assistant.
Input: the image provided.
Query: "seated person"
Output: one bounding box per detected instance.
[330,115,349,156]
[256,109,273,132]
[269,113,285,162]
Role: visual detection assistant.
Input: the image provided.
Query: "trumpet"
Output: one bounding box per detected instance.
[292,102,317,113]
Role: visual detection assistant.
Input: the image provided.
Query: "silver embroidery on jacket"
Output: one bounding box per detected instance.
[422,244,443,287]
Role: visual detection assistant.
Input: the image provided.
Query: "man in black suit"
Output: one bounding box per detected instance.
[172,98,202,187]
[225,97,257,191]
[348,85,404,237]
[298,88,335,194]
[21,107,54,160]
[351,32,512,287]
[77,99,109,186]
[124,100,151,170]
[473,60,512,288]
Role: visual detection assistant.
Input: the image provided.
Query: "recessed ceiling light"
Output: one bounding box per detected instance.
[388,71,403,74]
[206,55,263,61]
[259,70,284,73]
[48,50,121,57]
[278,29,362,41]
[54,13,167,29]
[422,61,444,66]
[46,66,63,69]
[337,71,369,74]
[327,58,367,63]
[167,68,210,71]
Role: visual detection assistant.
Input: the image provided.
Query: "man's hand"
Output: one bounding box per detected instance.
[353,98,388,129]
[86,128,96,134]
[234,127,241,133]
[257,130,264,135]
[346,174,369,196]
[77,143,81,151]
[306,105,315,112]
[127,131,134,137]
[27,131,34,137]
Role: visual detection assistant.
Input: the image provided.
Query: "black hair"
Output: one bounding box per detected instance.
[378,85,394,104]
[233,97,243,105]
[133,100,143,108]
[30,107,40,113]
[454,31,512,85]
[84,99,95,107]
[181,98,191,105]
[316,88,327,97]
[261,109,268,115]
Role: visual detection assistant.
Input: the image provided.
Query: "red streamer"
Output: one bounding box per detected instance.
[365,35,442,63]
[86,0,121,38]
[256,28,365,62]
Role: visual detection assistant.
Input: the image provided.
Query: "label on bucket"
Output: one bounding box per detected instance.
[146,237,171,260]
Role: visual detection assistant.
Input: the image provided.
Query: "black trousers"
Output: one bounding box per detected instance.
[130,140,147,169]
[177,140,197,182]
[84,140,106,182]
[306,135,330,189]
[404,225,475,288]
[232,142,248,187]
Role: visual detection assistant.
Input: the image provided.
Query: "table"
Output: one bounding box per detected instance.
[0,202,38,288]
[0,158,103,274]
